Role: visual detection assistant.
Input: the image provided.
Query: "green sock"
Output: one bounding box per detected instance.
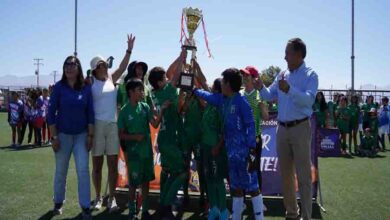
[160,169,168,201]
[142,197,149,212]
[128,199,136,214]
[206,180,218,208]
[216,179,227,210]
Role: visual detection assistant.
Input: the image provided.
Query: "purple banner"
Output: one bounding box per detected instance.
[260,113,318,199]
[317,127,341,157]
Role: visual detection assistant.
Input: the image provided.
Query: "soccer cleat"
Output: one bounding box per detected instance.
[108,197,119,213]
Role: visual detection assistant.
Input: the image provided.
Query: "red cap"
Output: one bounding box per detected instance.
[240,66,259,78]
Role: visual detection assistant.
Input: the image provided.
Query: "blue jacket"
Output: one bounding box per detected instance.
[194,90,256,160]
[47,81,94,135]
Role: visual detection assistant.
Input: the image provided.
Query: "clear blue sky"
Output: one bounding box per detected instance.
[1,0,389,89]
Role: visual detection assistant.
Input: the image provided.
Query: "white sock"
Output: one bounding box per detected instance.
[232,197,244,220]
[251,194,264,220]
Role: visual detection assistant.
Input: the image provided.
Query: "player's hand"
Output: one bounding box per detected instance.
[253,77,264,91]
[133,134,145,142]
[127,33,135,52]
[278,74,290,93]
[52,139,60,152]
[86,136,93,152]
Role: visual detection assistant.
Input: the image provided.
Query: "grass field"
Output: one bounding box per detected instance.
[0,112,390,220]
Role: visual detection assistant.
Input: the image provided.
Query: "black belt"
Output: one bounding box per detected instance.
[279,117,308,128]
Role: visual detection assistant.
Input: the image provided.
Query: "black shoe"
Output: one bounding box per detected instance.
[141,211,152,220]
[52,203,63,215]
[163,210,177,220]
[82,208,92,220]
[128,212,138,220]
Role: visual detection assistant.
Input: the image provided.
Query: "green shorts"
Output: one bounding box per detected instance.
[202,143,228,180]
[127,157,155,187]
[159,143,185,174]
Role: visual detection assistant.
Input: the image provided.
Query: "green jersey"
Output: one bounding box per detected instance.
[201,105,222,147]
[117,102,153,159]
[150,82,179,145]
[348,104,360,124]
[361,135,375,151]
[361,103,377,122]
[117,83,153,109]
[313,102,326,127]
[336,106,350,133]
[242,89,262,135]
[368,117,379,135]
[182,97,203,147]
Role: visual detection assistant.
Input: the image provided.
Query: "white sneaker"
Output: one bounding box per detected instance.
[92,197,103,210]
[108,197,119,213]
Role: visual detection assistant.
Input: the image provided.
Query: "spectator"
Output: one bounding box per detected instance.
[358,128,377,157]
[313,91,327,128]
[336,96,350,155]
[8,91,23,147]
[47,55,94,220]
[378,96,389,151]
[362,95,377,129]
[348,95,360,154]
[89,34,135,212]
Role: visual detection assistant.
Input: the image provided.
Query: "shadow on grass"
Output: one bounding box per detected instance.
[0,144,50,151]
[37,210,55,220]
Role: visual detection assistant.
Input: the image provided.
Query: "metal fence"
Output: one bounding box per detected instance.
[318,89,390,104]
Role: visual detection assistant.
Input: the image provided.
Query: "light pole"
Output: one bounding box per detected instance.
[34,58,44,87]
[74,0,78,57]
[351,0,355,93]
[51,71,58,84]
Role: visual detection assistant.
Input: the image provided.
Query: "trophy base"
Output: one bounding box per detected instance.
[178,72,194,91]
[182,45,197,51]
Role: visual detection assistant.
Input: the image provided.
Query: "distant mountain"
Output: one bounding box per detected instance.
[0,74,57,88]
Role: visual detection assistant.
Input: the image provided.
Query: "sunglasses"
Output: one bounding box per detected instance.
[64,62,78,68]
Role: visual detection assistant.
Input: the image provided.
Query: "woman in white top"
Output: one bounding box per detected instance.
[89,34,135,212]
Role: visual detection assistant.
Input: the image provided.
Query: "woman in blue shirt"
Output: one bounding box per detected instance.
[47,55,94,219]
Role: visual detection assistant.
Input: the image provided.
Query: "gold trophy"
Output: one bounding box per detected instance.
[179,7,203,91]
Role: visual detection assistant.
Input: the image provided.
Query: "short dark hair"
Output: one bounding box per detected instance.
[221,68,242,93]
[148,67,166,90]
[212,78,222,93]
[288,38,307,59]
[382,96,389,103]
[125,79,144,95]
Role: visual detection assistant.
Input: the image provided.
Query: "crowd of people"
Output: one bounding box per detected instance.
[6,37,318,220]
[313,92,389,157]
[7,87,51,148]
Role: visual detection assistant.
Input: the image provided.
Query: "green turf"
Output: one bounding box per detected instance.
[0,112,389,219]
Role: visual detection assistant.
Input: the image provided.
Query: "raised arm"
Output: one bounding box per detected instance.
[193,59,210,91]
[170,49,187,88]
[193,89,223,107]
[254,74,279,101]
[111,34,135,83]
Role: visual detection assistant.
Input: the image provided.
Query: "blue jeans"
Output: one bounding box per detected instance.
[53,132,90,209]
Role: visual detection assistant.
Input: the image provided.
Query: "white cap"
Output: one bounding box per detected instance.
[90,55,106,71]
